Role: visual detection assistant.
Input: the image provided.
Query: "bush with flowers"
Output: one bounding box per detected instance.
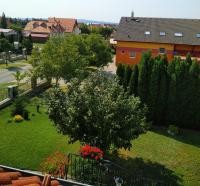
[13,115,24,122]
[80,145,103,161]
[40,151,69,178]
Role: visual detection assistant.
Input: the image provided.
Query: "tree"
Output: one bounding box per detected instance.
[40,36,88,85]
[47,72,147,151]
[1,12,7,28]
[22,35,33,54]
[0,38,12,52]
[79,24,91,34]
[123,64,132,89]
[116,63,125,85]
[186,53,192,66]
[128,64,139,96]
[86,34,112,67]
[12,70,27,86]
[138,51,153,103]
[98,27,114,39]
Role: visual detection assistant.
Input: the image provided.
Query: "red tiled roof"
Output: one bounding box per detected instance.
[31,33,49,38]
[0,167,62,186]
[48,18,77,33]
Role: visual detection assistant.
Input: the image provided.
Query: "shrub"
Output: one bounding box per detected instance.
[39,151,69,178]
[80,145,103,161]
[13,115,24,123]
[23,110,29,120]
[11,97,28,116]
[168,125,180,135]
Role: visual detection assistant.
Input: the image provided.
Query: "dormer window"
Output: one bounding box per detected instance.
[174,32,183,37]
[196,33,200,38]
[145,31,151,35]
[160,32,166,36]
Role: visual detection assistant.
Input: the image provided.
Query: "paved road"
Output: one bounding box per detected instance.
[0,64,32,84]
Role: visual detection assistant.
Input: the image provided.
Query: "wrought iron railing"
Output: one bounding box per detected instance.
[66,153,166,186]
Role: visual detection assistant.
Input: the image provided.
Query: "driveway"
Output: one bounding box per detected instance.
[0,63,32,84]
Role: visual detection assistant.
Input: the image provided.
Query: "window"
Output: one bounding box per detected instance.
[160,32,166,36]
[196,33,200,38]
[130,51,136,58]
[174,32,183,37]
[159,48,166,54]
[145,31,151,35]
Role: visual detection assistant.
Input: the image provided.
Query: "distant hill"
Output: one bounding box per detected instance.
[78,19,118,25]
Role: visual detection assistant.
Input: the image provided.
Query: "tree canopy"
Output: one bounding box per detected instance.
[47,72,147,151]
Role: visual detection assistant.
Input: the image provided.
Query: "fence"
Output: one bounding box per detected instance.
[65,154,166,186]
[0,87,8,102]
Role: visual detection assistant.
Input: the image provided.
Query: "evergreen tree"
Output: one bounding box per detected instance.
[187,61,200,129]
[128,64,139,96]
[116,63,125,85]
[138,51,153,103]
[0,32,5,39]
[148,60,161,122]
[123,65,132,89]
[1,12,7,29]
[186,53,192,66]
[162,54,168,66]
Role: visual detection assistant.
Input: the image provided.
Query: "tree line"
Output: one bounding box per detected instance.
[117,52,200,130]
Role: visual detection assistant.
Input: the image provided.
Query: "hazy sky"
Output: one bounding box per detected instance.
[0,0,200,23]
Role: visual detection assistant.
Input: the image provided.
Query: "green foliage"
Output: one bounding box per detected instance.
[22,35,33,54]
[9,23,23,32]
[117,52,200,130]
[0,12,7,28]
[79,24,91,34]
[0,38,12,52]
[85,34,112,66]
[128,64,139,96]
[47,72,147,151]
[11,97,28,116]
[168,125,180,135]
[98,27,114,39]
[123,65,132,89]
[116,63,125,85]
[12,70,27,86]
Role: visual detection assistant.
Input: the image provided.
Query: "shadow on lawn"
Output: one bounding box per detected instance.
[109,155,182,186]
[7,66,23,72]
[153,127,200,148]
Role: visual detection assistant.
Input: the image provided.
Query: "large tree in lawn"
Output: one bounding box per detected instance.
[47,72,147,152]
[40,36,87,85]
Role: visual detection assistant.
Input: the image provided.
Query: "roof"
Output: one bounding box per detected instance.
[115,17,200,46]
[0,167,62,186]
[24,21,65,34]
[48,18,77,33]
[0,28,16,33]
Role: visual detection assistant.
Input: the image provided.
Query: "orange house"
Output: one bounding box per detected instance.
[115,17,200,65]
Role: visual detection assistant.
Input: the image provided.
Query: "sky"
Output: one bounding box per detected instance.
[0,0,200,23]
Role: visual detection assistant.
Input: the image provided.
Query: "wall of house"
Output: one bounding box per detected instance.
[174,45,200,57]
[116,41,174,65]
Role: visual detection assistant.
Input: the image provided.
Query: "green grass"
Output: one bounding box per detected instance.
[0,104,79,170]
[119,128,200,186]
[0,104,200,185]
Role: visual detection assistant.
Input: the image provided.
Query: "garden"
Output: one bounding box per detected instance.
[0,88,200,185]
[0,34,200,185]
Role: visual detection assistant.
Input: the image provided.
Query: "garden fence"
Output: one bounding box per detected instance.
[0,87,8,102]
[66,153,166,186]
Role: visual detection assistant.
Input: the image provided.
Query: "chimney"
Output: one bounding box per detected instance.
[131,11,134,18]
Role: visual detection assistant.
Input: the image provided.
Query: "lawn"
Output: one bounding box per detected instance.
[0,103,200,186]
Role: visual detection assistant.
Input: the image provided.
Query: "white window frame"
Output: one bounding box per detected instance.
[196,33,200,38]
[130,51,136,58]
[145,31,151,35]
[174,32,183,37]
[160,32,166,36]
